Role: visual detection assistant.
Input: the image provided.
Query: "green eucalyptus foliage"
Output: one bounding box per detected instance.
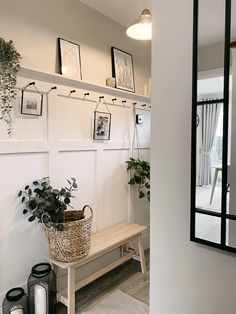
[18,177,83,231]
[0,38,21,135]
[126,158,150,202]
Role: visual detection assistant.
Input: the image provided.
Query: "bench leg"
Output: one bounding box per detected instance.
[68,267,76,314]
[137,235,147,274]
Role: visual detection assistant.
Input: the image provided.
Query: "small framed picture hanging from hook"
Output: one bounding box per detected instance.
[21,90,43,116]
[93,111,111,140]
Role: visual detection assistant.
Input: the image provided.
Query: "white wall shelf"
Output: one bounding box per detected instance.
[19,67,151,104]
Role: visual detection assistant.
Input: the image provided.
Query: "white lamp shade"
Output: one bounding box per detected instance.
[126,9,152,41]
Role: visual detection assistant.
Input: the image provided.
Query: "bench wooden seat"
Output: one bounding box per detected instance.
[46,221,147,314]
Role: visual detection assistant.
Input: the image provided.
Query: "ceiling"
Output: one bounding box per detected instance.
[78,0,152,28]
[79,0,236,46]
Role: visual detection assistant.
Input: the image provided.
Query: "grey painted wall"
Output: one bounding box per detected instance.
[0,0,151,95]
[150,0,236,313]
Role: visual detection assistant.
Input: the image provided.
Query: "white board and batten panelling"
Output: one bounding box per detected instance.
[0,67,151,305]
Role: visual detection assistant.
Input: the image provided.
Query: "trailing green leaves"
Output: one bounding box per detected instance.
[18,177,79,231]
[0,38,21,136]
[126,158,150,202]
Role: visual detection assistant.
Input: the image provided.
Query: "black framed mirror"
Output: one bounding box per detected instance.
[191,0,236,252]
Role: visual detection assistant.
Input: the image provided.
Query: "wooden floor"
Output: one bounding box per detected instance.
[57,250,149,313]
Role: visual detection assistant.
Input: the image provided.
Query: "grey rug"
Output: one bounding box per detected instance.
[81,290,149,314]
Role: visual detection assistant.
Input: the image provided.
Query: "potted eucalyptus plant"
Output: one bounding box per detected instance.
[0,38,21,135]
[18,177,94,262]
[126,158,150,201]
[18,177,83,231]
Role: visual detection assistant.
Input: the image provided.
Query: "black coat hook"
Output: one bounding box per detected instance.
[142,104,147,107]
[84,92,90,97]
[112,98,117,102]
[22,81,41,94]
[22,82,35,91]
[47,86,57,94]
[122,100,127,104]
[69,90,76,96]
[99,96,104,100]
[132,102,137,106]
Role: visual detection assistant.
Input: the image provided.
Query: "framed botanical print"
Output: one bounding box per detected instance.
[111,47,135,93]
[58,38,82,80]
[93,111,111,140]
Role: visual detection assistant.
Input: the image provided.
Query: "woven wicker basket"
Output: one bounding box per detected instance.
[44,205,93,262]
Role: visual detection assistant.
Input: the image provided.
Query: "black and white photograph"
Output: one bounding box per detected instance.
[58,37,82,80]
[21,90,43,116]
[93,111,111,140]
[111,47,135,93]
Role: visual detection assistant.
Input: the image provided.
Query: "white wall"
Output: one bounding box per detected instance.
[150,1,236,314]
[0,69,150,307]
[0,0,151,95]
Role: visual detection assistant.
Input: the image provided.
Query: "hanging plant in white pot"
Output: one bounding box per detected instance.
[0,38,21,135]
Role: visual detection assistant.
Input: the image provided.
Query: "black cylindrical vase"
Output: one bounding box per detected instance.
[27,263,57,314]
[2,287,28,314]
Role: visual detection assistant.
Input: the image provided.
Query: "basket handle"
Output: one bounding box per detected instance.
[41,212,52,229]
[82,205,93,217]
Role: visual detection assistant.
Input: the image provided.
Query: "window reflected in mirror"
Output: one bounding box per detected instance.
[196,101,224,214]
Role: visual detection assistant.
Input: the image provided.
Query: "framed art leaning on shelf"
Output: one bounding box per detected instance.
[111,47,135,93]
[58,38,82,80]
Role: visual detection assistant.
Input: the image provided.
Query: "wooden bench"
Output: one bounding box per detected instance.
[46,221,147,314]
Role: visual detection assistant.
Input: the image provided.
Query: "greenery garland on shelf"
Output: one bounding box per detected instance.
[0,38,21,135]
[126,158,150,202]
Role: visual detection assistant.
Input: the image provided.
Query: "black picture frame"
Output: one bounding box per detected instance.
[93,111,111,141]
[58,37,82,80]
[21,90,43,116]
[111,47,135,93]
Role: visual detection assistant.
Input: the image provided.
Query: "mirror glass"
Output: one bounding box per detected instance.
[195,102,223,213]
[197,0,225,100]
[226,219,236,247]
[195,213,221,243]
